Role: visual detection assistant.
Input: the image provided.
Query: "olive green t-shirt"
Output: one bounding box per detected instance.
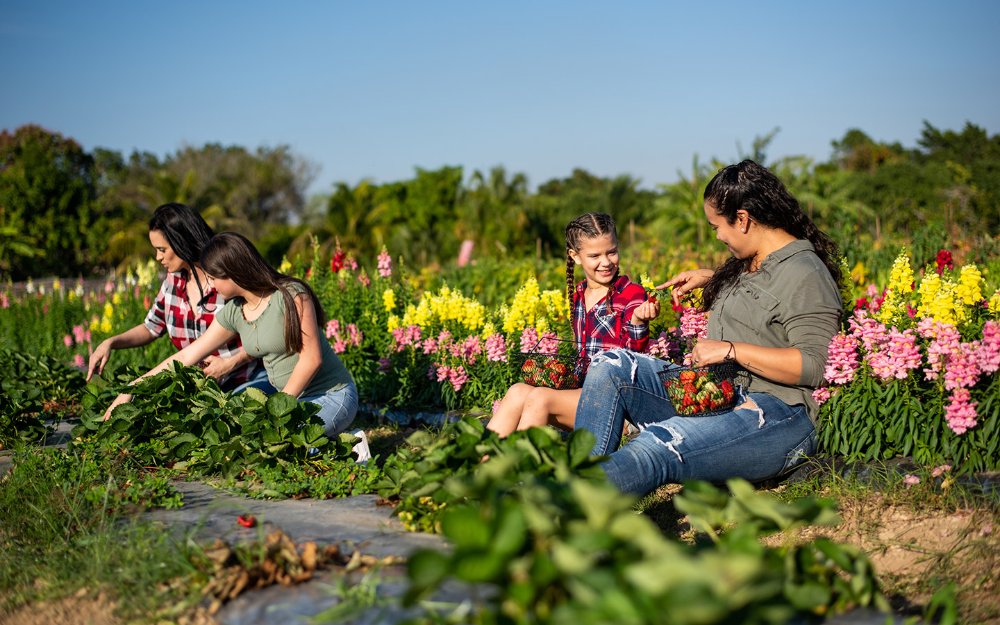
[706,240,842,421]
[215,283,353,398]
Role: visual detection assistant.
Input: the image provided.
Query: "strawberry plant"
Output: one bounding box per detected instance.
[0,348,85,448]
[73,363,358,476]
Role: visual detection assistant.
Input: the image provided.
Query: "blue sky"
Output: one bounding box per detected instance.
[3,0,999,195]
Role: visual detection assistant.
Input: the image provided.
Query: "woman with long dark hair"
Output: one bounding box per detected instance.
[573,160,843,495]
[102,232,367,456]
[87,203,260,391]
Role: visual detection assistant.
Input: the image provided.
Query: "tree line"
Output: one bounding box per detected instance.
[1,121,997,281]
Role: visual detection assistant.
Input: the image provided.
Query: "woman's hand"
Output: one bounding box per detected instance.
[660,269,714,307]
[202,354,237,379]
[690,339,734,368]
[102,392,133,421]
[87,339,114,381]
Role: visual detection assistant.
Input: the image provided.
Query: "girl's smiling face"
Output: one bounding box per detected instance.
[569,233,620,289]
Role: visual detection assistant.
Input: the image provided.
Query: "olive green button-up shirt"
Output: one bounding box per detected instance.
[706,239,842,421]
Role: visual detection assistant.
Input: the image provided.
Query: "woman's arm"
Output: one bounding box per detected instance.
[87,323,159,381]
[102,320,237,419]
[279,293,323,397]
[691,339,804,385]
[201,347,253,380]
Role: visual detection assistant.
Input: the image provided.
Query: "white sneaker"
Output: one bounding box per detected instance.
[352,429,372,464]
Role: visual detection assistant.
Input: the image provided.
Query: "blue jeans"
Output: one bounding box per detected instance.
[301,382,359,436]
[575,349,816,496]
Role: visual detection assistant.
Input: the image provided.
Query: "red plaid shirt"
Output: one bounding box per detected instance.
[572,274,650,360]
[143,271,255,387]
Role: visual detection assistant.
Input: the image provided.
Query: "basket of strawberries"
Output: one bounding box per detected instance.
[658,361,749,416]
[510,338,588,390]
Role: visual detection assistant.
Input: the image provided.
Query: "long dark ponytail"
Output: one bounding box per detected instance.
[201,232,325,354]
[701,160,842,310]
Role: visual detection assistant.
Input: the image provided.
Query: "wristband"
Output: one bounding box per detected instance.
[724,341,736,361]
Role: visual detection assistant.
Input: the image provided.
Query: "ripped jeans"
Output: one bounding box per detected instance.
[575,349,816,496]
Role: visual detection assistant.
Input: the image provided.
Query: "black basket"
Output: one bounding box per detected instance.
[510,339,588,390]
[657,361,750,416]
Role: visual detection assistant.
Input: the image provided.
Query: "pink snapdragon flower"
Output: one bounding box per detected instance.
[63,334,73,348]
[944,388,978,435]
[867,328,922,381]
[72,324,88,344]
[679,307,708,339]
[812,387,833,405]
[537,331,559,355]
[448,365,469,392]
[391,324,422,352]
[977,320,1000,374]
[931,464,952,478]
[485,333,507,362]
[73,354,85,368]
[903,474,921,487]
[943,343,980,391]
[421,338,438,355]
[824,333,860,384]
[377,247,392,278]
[519,327,539,352]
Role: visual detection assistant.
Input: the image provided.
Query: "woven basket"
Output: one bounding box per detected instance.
[510,351,588,390]
[658,361,750,416]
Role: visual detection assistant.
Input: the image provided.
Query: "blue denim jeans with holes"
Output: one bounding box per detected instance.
[575,348,816,496]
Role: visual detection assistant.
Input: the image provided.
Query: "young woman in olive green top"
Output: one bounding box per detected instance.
[103,233,367,456]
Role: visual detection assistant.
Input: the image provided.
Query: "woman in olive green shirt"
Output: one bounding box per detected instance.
[574,160,843,495]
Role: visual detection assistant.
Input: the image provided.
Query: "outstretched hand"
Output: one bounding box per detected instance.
[87,339,114,382]
[658,269,714,306]
[102,392,133,421]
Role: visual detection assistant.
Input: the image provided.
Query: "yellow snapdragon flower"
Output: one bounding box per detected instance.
[382,288,396,312]
[956,265,984,306]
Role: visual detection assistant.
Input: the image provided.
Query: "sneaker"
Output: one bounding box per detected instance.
[352,429,372,464]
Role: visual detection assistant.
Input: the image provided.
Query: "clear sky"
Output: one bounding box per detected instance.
[3,0,999,195]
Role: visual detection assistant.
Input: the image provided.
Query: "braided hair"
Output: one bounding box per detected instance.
[565,212,619,307]
[701,160,843,311]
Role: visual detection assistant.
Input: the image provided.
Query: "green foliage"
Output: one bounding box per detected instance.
[0,125,97,279]
[74,363,351,475]
[818,372,1000,474]
[0,348,85,448]
[401,434,887,625]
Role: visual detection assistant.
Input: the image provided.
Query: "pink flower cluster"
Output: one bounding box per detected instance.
[391,324,423,352]
[484,333,507,362]
[64,323,92,369]
[433,363,469,392]
[679,306,708,339]
[518,327,558,354]
[824,311,1000,435]
[648,329,682,362]
[1,292,8,309]
[325,319,363,353]
[377,248,392,278]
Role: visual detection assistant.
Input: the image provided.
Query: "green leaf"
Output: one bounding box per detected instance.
[440,505,491,549]
[266,392,299,418]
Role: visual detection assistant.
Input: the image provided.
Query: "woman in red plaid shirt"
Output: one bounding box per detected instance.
[86,204,261,391]
[487,213,660,437]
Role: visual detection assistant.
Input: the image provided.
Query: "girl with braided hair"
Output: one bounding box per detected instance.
[486,212,660,437]
[575,161,843,495]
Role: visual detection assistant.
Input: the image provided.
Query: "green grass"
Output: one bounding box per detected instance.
[0,444,205,621]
